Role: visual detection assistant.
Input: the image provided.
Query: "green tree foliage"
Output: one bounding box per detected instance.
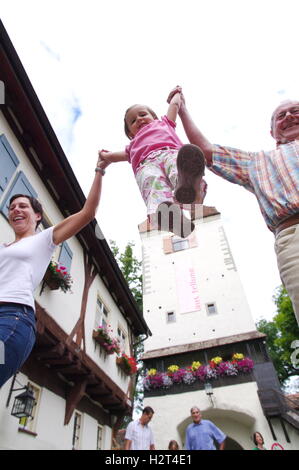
[110,240,142,311]
[110,240,145,415]
[256,286,299,386]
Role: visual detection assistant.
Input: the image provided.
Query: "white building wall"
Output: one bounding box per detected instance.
[0,373,112,450]
[0,111,132,393]
[142,214,256,352]
[0,110,132,449]
[141,213,299,450]
[144,382,297,450]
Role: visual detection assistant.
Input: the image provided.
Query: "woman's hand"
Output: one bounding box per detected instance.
[98,149,113,169]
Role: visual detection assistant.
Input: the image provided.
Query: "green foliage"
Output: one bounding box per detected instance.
[256,286,299,386]
[110,240,143,311]
[110,240,145,413]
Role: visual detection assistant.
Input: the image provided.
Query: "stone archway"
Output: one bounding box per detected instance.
[177,407,255,450]
[218,436,243,450]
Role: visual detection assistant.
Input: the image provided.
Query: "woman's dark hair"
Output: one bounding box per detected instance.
[124,105,158,139]
[253,432,264,446]
[168,440,179,450]
[9,194,43,228]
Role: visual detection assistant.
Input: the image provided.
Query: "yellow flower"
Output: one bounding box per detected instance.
[191,361,201,371]
[211,356,222,364]
[232,353,244,361]
[167,365,179,373]
[148,368,157,376]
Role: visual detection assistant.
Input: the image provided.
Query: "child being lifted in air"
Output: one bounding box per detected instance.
[99,87,206,238]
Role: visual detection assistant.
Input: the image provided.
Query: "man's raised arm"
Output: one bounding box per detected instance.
[167,87,213,166]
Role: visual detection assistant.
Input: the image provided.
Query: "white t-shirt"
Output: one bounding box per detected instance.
[0,227,57,310]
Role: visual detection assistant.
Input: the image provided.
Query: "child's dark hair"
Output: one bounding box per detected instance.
[9,194,43,228]
[124,105,158,139]
[168,440,179,450]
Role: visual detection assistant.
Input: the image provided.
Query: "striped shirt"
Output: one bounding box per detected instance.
[210,141,299,232]
[125,419,154,450]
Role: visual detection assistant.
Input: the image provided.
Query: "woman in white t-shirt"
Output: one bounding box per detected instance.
[0,153,105,388]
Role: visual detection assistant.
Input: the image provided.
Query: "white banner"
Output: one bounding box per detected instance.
[175,255,201,314]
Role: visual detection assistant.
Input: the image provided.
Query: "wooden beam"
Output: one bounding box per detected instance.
[51,361,89,376]
[99,395,120,405]
[64,380,88,425]
[66,252,97,351]
[45,352,73,366]
[36,342,65,360]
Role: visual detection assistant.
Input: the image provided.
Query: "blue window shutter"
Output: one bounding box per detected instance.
[58,242,73,272]
[0,171,38,219]
[0,134,19,195]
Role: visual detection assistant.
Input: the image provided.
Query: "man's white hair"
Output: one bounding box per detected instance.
[190,406,201,414]
[271,99,299,130]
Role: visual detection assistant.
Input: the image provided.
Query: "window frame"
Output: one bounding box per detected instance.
[117,325,127,353]
[58,241,73,273]
[0,133,20,196]
[166,311,176,324]
[95,296,109,329]
[206,302,218,316]
[96,424,104,450]
[171,236,190,252]
[72,411,83,450]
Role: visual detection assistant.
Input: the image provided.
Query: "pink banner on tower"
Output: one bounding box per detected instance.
[175,255,201,314]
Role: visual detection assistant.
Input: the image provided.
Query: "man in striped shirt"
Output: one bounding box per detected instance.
[169,87,299,325]
[124,406,155,450]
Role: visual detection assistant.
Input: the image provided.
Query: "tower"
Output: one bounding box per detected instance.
[140,207,299,450]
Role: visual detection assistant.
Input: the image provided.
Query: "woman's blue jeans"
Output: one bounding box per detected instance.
[0,303,36,388]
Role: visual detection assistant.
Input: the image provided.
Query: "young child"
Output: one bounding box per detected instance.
[99,90,206,238]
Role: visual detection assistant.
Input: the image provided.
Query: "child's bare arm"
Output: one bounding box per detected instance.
[166,90,181,123]
[99,150,129,169]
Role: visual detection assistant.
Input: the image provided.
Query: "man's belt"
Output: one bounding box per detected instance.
[275,213,299,236]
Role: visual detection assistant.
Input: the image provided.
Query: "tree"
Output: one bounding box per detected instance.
[110,240,145,415]
[110,240,142,311]
[256,286,299,387]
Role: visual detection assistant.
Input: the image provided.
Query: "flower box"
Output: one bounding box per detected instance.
[116,355,137,376]
[92,330,114,354]
[92,327,120,355]
[143,354,254,393]
[43,268,60,290]
[42,261,73,293]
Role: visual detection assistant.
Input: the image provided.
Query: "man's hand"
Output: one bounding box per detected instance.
[167,85,182,104]
[167,86,187,116]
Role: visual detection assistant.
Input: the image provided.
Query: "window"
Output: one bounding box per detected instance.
[166,311,176,323]
[18,382,41,434]
[95,297,109,329]
[72,412,82,450]
[0,171,37,219]
[172,237,189,252]
[0,134,19,196]
[58,242,73,272]
[117,326,127,352]
[163,231,197,254]
[96,425,104,450]
[206,302,218,316]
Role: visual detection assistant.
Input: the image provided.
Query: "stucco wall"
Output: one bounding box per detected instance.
[144,381,299,450]
[141,215,256,352]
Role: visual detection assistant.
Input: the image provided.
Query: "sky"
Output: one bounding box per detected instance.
[2,0,299,323]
